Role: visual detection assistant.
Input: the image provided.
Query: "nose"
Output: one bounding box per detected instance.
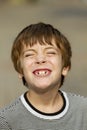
[35,55,47,64]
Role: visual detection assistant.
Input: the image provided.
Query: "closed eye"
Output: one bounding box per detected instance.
[47,51,57,55]
[23,49,36,58]
[24,53,35,58]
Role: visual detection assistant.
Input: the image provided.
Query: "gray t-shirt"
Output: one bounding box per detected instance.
[0,91,87,130]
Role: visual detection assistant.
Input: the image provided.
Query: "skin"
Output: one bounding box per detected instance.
[19,40,69,113]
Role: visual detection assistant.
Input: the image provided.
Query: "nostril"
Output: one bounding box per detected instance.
[36,60,46,64]
[42,61,46,63]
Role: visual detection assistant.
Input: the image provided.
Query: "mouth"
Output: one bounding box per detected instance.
[33,69,52,77]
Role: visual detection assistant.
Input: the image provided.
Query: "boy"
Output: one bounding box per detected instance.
[0,22,87,130]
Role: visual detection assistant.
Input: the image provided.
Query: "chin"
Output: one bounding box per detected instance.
[31,83,54,94]
[33,87,51,94]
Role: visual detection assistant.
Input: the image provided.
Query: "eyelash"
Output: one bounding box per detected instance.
[24,51,57,58]
[24,54,34,57]
[47,51,56,55]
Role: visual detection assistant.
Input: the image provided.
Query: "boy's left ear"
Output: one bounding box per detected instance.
[62,66,69,76]
[18,73,23,79]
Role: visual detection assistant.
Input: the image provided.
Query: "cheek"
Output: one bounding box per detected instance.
[50,57,62,68]
[22,58,34,67]
[21,60,31,74]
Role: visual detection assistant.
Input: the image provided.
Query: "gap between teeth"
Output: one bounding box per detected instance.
[37,71,47,75]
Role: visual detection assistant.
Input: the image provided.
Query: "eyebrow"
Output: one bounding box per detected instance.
[22,45,58,55]
[44,46,58,51]
[22,49,36,55]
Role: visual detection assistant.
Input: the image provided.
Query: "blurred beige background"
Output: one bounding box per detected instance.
[0,0,87,107]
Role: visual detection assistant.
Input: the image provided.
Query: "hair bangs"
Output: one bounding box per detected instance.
[22,33,54,47]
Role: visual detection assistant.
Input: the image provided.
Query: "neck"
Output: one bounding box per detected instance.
[27,89,63,113]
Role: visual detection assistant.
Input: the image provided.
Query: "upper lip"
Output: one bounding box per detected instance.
[33,68,52,73]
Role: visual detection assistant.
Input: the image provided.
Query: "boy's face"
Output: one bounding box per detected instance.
[19,40,68,93]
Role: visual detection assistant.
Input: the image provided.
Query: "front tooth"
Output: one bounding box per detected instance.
[38,71,46,75]
[40,71,44,75]
[39,71,42,75]
[42,71,45,74]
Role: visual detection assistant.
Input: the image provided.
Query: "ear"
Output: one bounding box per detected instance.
[18,73,23,79]
[62,66,69,76]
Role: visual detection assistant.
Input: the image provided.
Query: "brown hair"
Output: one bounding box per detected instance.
[11,22,72,86]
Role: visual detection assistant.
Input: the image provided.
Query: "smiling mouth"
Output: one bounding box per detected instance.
[33,69,51,77]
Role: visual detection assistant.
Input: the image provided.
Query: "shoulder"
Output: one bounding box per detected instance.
[0,96,21,114]
[0,96,22,130]
[66,92,87,111]
[67,92,87,102]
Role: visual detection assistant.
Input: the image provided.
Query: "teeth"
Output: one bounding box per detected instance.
[37,71,47,76]
[35,70,48,76]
